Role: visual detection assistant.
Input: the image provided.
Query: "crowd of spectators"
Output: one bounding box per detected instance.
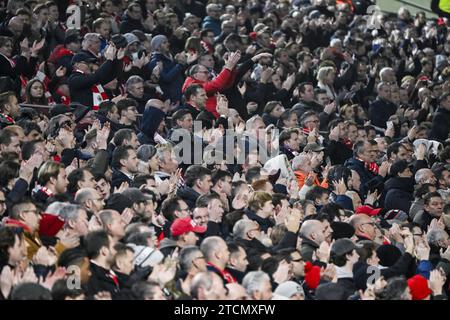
[0,0,449,300]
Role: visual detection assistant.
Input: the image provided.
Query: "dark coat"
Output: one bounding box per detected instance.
[300,237,320,263]
[353,252,415,290]
[176,186,201,210]
[120,14,148,34]
[383,177,415,214]
[68,59,122,108]
[368,97,397,129]
[344,157,384,195]
[111,169,133,190]
[86,263,120,298]
[0,54,39,95]
[413,210,436,232]
[429,107,450,142]
[327,140,353,165]
[244,209,274,233]
[138,106,165,145]
[147,52,184,103]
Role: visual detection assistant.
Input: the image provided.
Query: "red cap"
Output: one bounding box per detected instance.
[355,205,382,216]
[407,275,431,300]
[417,75,430,82]
[39,213,65,237]
[437,17,445,26]
[171,217,206,237]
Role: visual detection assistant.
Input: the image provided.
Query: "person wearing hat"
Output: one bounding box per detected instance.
[353,240,415,291]
[48,29,81,72]
[274,280,305,300]
[383,160,414,214]
[147,34,187,104]
[68,43,124,110]
[159,216,206,257]
[329,238,359,299]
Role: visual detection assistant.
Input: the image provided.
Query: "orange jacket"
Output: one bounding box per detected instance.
[294,170,328,189]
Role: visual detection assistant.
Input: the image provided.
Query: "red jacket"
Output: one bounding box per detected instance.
[182,68,236,118]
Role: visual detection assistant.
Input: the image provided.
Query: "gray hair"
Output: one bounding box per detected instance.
[179,246,202,272]
[155,144,173,163]
[190,271,215,299]
[292,154,310,171]
[200,236,224,261]
[59,204,85,225]
[415,168,433,184]
[82,33,100,49]
[99,209,117,227]
[74,188,97,204]
[242,271,270,295]
[232,219,255,239]
[45,202,68,216]
[137,144,156,162]
[126,75,144,91]
[427,229,449,247]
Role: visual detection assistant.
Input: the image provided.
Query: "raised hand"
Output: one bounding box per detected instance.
[31,38,46,56]
[55,66,67,77]
[224,50,241,70]
[121,208,134,225]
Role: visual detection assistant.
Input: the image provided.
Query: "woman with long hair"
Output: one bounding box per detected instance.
[24,79,49,106]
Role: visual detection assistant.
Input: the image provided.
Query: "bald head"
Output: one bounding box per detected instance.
[349,214,376,240]
[8,16,24,36]
[299,220,325,244]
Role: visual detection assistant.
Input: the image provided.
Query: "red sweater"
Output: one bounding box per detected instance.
[182,68,236,118]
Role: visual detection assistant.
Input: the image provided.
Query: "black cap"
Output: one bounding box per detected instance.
[111,34,128,49]
[376,244,401,267]
[71,103,91,123]
[71,52,96,66]
[105,193,133,213]
[330,222,355,240]
[50,104,76,118]
[330,238,356,256]
[389,160,409,176]
[64,30,82,45]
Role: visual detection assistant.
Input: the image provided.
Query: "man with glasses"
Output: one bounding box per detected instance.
[179,246,208,292]
[120,2,150,34]
[349,213,378,242]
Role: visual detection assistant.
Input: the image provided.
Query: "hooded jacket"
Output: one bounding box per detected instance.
[383,177,415,214]
[138,106,165,145]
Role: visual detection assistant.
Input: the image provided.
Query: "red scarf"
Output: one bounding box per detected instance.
[365,162,379,175]
[207,262,237,284]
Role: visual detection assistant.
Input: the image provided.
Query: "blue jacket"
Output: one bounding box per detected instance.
[202,16,221,36]
[146,53,184,103]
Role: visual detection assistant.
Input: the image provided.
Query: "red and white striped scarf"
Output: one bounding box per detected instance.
[92,84,109,110]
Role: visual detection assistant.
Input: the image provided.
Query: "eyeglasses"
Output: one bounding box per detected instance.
[23,209,39,215]
[306,119,320,123]
[193,256,205,261]
[361,222,377,227]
